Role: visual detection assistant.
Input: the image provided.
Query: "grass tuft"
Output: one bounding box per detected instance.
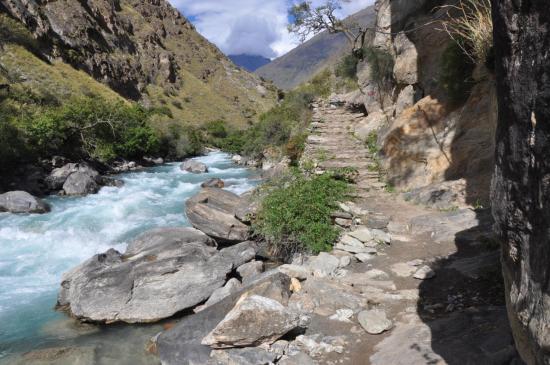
[439,0,493,66]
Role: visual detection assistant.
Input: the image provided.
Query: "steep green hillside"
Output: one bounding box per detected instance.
[0,0,276,127]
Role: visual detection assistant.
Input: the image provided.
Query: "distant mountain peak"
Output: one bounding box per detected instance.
[229,54,271,72]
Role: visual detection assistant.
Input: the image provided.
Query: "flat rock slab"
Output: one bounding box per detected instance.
[57,228,256,323]
[186,188,249,243]
[157,271,292,365]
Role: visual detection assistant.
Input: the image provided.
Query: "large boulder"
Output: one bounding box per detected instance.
[45,163,99,191]
[56,228,256,323]
[180,160,208,174]
[493,1,550,363]
[185,188,249,243]
[0,191,50,214]
[62,172,99,196]
[156,271,292,365]
[202,295,304,349]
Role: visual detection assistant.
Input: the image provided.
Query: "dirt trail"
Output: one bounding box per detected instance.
[292,102,522,365]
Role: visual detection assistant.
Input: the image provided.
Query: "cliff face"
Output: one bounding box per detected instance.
[492,1,550,363]
[350,0,496,209]
[0,0,276,126]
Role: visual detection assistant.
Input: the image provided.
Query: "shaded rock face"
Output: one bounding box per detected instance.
[492,1,550,363]
[185,188,249,243]
[57,227,256,323]
[0,191,50,214]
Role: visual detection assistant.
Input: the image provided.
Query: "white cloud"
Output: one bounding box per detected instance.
[168,0,375,58]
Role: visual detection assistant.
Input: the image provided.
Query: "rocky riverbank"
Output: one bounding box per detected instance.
[8,103,524,365]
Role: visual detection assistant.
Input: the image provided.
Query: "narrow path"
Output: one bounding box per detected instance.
[291,101,521,365]
[303,102,386,194]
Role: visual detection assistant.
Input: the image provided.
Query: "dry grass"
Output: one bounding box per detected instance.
[439,0,493,65]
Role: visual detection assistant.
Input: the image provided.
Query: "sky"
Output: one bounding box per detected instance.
[168,0,375,59]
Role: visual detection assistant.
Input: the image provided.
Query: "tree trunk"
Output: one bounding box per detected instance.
[492,1,550,364]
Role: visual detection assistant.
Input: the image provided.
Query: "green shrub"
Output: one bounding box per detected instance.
[300,69,332,98]
[238,88,312,158]
[159,123,204,159]
[335,54,359,81]
[284,133,308,165]
[11,96,160,161]
[366,132,378,155]
[204,120,228,139]
[363,46,394,86]
[254,171,349,259]
[0,118,27,172]
[440,42,475,105]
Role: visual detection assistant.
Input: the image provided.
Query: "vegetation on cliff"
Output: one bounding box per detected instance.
[202,70,331,163]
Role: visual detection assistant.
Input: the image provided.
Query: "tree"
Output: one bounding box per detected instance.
[288,1,368,56]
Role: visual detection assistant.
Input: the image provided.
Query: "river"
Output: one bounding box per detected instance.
[0,152,260,363]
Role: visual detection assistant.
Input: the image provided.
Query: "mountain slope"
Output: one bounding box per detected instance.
[229,54,271,72]
[256,6,376,90]
[0,0,276,127]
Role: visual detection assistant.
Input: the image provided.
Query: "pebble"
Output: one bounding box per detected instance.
[358,309,393,334]
[329,308,354,323]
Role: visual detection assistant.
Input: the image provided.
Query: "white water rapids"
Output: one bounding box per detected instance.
[0,152,259,361]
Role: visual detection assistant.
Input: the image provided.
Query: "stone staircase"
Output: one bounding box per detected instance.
[302,102,386,196]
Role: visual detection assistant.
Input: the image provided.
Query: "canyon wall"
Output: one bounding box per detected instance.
[492,1,550,363]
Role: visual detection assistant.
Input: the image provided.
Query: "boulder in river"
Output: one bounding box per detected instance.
[45,163,100,191]
[185,188,249,243]
[201,178,225,188]
[180,160,208,174]
[0,191,50,214]
[56,227,256,323]
[62,172,99,196]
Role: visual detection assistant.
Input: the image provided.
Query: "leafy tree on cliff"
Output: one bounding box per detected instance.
[288,0,369,56]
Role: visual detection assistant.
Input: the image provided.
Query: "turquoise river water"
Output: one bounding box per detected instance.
[0,152,260,363]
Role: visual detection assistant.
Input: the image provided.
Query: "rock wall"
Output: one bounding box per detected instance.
[353,0,497,208]
[492,1,550,363]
